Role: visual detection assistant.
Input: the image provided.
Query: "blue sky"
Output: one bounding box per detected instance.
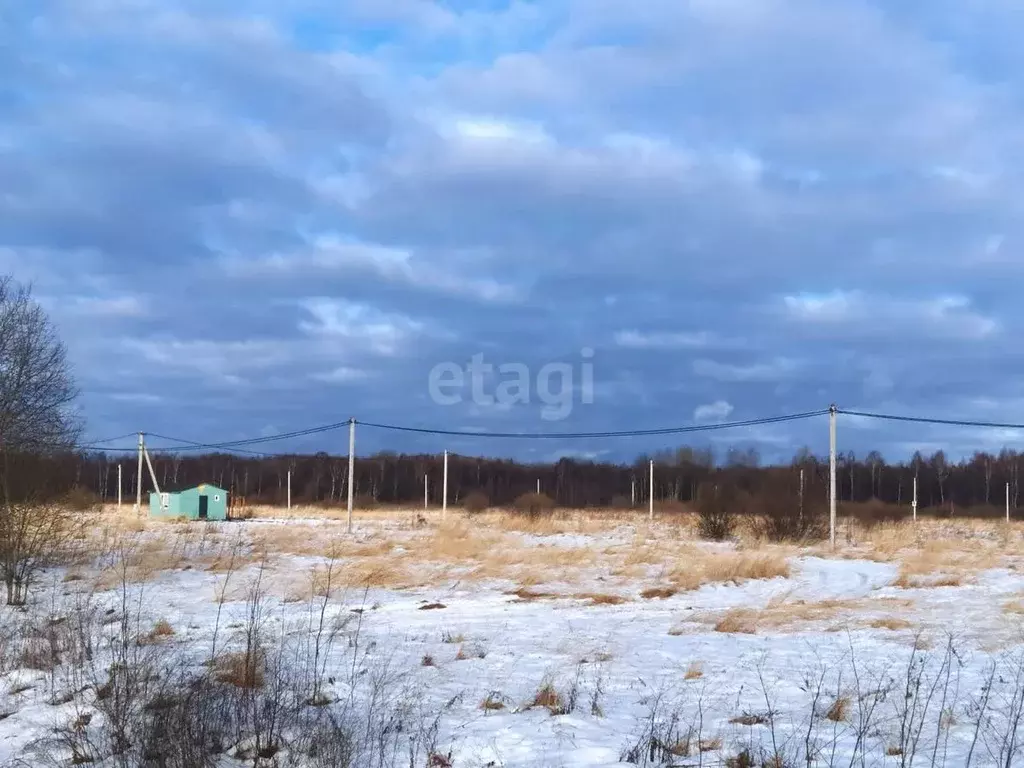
[5,0,1024,463]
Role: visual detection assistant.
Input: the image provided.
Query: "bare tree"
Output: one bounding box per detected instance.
[0,276,82,605]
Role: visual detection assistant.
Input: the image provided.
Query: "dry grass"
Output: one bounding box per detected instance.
[641,586,678,600]
[214,651,265,688]
[454,644,487,661]
[1004,598,1024,615]
[825,696,850,722]
[731,712,769,726]
[684,662,704,680]
[574,592,629,606]
[667,549,791,592]
[70,508,1023,607]
[892,541,1000,588]
[480,693,506,711]
[693,596,915,636]
[142,619,175,643]
[714,610,758,634]
[530,682,568,715]
[868,617,913,631]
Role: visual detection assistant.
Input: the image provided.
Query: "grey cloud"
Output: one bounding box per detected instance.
[5,1,1024,462]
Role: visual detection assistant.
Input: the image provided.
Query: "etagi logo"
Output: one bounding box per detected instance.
[428,349,595,421]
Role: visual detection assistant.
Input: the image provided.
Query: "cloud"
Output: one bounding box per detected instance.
[222,238,522,303]
[693,358,800,383]
[312,367,371,384]
[62,296,147,318]
[614,330,717,350]
[298,298,426,357]
[694,400,734,422]
[781,291,999,340]
[5,1,1024,461]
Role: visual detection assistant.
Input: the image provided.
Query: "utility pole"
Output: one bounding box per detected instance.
[117,464,122,510]
[631,477,636,508]
[649,459,654,521]
[537,478,541,495]
[442,450,449,521]
[144,445,160,496]
[346,418,355,534]
[135,432,144,513]
[424,473,429,510]
[287,469,292,511]
[912,475,918,523]
[829,404,837,549]
[1008,482,1012,523]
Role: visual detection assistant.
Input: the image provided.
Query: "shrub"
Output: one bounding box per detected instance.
[753,473,826,543]
[511,492,555,519]
[609,495,632,510]
[696,482,739,541]
[214,650,265,689]
[462,491,489,514]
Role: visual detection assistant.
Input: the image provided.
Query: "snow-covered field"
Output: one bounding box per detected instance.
[4,510,1024,766]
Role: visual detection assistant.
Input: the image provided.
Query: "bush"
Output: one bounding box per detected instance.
[753,474,826,543]
[696,483,739,541]
[511,492,555,519]
[462,491,490,514]
[609,495,632,510]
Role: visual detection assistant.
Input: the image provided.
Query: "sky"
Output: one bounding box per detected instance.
[4,0,1024,464]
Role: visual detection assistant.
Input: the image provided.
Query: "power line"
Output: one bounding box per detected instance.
[143,433,269,457]
[130,410,827,454]
[360,410,831,439]
[838,409,1024,431]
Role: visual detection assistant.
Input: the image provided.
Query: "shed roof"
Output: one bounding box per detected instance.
[150,483,229,495]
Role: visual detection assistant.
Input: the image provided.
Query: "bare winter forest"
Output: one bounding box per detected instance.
[13,444,1024,518]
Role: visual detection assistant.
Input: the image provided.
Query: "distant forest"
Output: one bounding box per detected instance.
[11,444,1024,512]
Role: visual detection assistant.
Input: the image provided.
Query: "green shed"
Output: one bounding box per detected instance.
[150,483,229,521]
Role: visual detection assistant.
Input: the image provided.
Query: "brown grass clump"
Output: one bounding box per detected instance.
[530,682,569,715]
[421,654,435,667]
[696,595,907,635]
[1004,599,1024,615]
[143,620,175,643]
[214,651,265,689]
[699,738,723,752]
[480,693,506,711]
[684,662,704,680]
[462,491,490,514]
[574,592,628,606]
[641,586,678,600]
[825,696,850,722]
[869,617,913,631]
[714,610,758,634]
[666,549,791,592]
[893,541,1000,588]
[730,713,769,726]
[454,644,487,661]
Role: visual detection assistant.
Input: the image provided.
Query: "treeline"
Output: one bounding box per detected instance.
[11,444,1024,512]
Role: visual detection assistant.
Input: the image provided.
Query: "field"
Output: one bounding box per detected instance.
[4,507,1024,766]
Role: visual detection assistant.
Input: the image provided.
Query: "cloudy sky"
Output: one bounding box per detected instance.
[5,0,1024,463]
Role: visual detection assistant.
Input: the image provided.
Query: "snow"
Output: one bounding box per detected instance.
[4,518,1024,766]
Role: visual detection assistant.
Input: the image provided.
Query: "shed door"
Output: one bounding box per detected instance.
[198,496,209,520]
